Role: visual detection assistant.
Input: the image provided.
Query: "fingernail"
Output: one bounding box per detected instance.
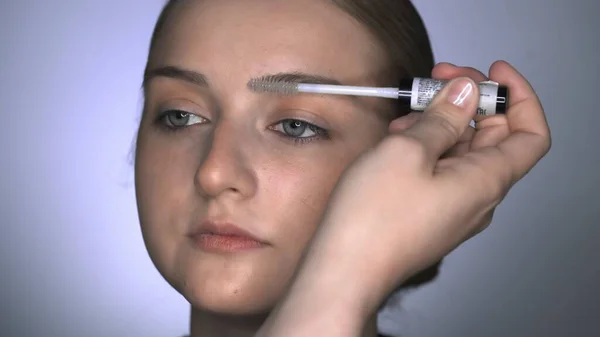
[446,78,475,108]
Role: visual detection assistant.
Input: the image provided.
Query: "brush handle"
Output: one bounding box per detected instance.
[296,83,400,99]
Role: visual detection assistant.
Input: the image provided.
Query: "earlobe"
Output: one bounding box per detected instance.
[388,112,421,133]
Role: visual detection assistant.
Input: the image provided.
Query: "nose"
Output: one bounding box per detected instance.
[195,120,257,199]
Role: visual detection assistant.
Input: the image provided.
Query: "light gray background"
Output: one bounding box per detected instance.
[1,1,598,336]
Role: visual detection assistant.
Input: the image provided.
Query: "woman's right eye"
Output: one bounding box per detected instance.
[160,109,207,129]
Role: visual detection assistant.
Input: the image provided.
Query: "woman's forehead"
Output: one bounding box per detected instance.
[149,0,388,86]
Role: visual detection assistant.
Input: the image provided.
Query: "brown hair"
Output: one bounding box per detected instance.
[145,0,440,303]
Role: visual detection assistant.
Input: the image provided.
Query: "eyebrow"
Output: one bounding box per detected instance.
[250,72,367,106]
[143,66,343,89]
[249,72,343,86]
[143,66,209,88]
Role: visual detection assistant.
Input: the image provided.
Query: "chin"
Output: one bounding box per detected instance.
[159,256,285,316]
[178,276,278,316]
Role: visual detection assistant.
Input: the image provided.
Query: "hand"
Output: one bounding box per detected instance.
[393,62,514,241]
[308,60,550,311]
[257,61,551,336]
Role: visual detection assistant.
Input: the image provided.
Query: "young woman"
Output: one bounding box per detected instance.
[134,1,551,336]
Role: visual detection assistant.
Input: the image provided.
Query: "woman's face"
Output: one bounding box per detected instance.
[136,0,393,314]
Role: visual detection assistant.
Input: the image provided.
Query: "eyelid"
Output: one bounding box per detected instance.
[156,98,212,120]
[274,108,331,129]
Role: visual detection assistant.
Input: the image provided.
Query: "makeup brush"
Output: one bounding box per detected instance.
[248,77,508,116]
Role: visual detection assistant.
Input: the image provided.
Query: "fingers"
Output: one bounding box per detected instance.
[442,126,475,158]
[471,117,510,149]
[490,61,552,180]
[433,63,496,126]
[401,61,550,186]
[402,77,479,165]
[430,64,491,155]
[401,62,485,151]
[490,61,550,138]
[432,63,488,82]
[388,112,421,133]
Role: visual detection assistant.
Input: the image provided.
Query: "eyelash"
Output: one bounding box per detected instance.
[155,110,329,145]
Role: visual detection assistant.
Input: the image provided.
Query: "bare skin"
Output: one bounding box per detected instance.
[134,0,551,336]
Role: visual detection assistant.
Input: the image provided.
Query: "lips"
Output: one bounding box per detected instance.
[188,221,267,253]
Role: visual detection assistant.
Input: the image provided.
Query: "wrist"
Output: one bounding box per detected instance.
[297,218,416,314]
[258,241,378,337]
[258,270,369,337]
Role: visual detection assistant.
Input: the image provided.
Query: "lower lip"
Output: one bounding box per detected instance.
[190,234,265,253]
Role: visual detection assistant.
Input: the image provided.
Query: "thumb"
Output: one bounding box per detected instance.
[402,77,479,164]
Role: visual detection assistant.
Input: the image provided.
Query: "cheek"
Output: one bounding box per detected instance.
[260,157,350,259]
[134,129,200,252]
[261,127,388,255]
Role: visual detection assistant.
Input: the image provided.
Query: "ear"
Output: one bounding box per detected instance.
[388,112,421,133]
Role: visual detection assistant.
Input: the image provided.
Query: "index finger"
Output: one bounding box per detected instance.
[432,62,489,83]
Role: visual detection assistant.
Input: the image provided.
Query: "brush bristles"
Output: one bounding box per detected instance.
[247,79,300,95]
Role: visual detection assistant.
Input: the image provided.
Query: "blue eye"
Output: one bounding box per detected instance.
[161,110,207,128]
[271,119,328,142]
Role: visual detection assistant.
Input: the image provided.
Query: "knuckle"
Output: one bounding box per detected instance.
[480,169,510,204]
[463,156,508,204]
[484,176,506,202]
[475,211,494,234]
[386,135,428,165]
[464,67,488,82]
[543,134,552,154]
[423,111,461,144]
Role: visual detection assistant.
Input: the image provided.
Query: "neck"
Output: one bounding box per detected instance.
[189,307,380,337]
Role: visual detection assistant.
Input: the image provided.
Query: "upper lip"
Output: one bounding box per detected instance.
[189,220,267,244]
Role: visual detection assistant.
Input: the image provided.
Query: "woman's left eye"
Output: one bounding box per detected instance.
[271,119,328,141]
